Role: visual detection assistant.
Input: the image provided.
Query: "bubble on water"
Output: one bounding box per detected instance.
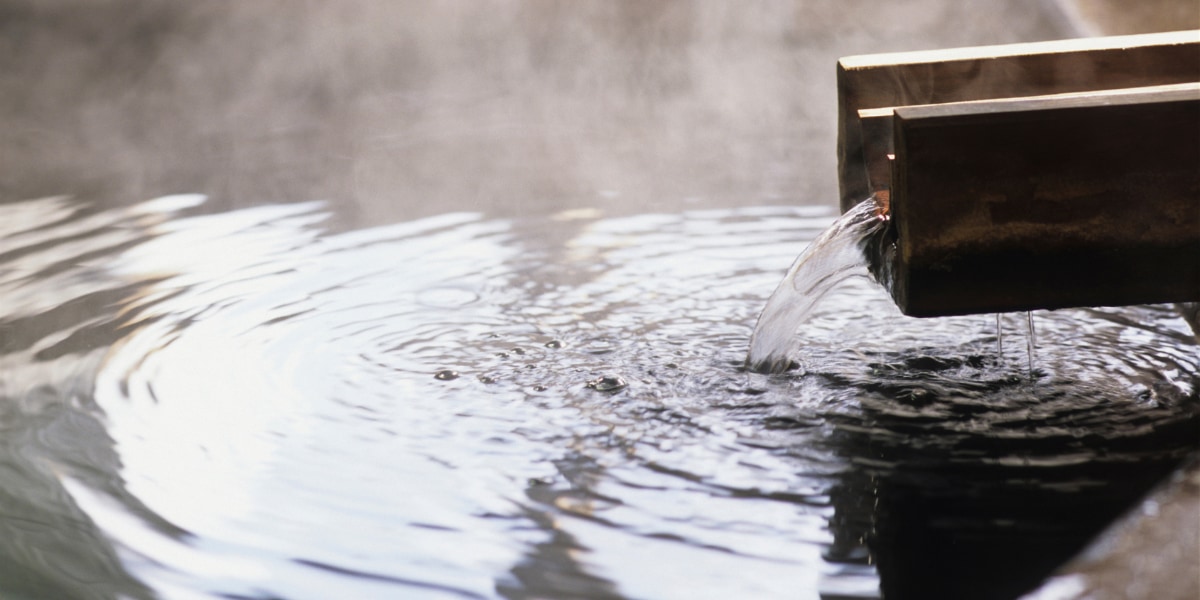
[586,375,628,392]
[544,340,563,349]
[434,369,460,381]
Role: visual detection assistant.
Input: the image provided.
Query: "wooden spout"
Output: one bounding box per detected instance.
[837,31,1200,317]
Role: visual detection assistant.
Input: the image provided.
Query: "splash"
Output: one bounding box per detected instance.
[746,196,889,373]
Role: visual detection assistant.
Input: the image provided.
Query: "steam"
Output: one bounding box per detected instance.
[2,1,1072,225]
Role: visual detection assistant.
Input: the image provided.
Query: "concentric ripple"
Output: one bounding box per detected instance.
[0,194,1196,600]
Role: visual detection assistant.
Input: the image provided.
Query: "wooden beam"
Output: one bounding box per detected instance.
[858,82,1200,195]
[838,30,1200,211]
[886,83,1200,316]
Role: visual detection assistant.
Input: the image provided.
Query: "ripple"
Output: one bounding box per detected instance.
[1,196,1196,599]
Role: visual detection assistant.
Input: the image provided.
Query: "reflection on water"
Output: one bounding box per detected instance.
[0,194,1195,599]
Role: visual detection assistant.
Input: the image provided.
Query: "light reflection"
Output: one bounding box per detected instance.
[82,197,593,598]
[71,199,866,598]
[5,193,1193,599]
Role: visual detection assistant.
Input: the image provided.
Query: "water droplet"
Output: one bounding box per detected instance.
[477,375,496,384]
[532,385,547,392]
[586,375,628,392]
[544,340,563,349]
[510,347,526,355]
[434,369,459,381]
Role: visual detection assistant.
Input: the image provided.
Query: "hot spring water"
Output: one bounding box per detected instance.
[746,196,1048,378]
[1,194,1196,600]
[747,196,889,374]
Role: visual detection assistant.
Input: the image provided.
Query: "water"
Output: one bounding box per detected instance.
[2,193,1197,600]
[1026,312,1038,379]
[746,196,888,374]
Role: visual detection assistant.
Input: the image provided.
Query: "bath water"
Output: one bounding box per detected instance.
[1,194,1196,600]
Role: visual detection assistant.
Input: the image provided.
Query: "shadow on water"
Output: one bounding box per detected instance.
[815,345,1198,600]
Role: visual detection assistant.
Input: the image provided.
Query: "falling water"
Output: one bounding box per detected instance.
[746,196,888,373]
[996,314,1004,358]
[1027,311,1038,379]
[995,312,1040,380]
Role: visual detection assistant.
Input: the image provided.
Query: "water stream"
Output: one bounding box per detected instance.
[746,196,888,374]
[2,193,1197,599]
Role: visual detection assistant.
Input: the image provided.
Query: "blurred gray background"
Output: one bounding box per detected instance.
[1,0,1192,228]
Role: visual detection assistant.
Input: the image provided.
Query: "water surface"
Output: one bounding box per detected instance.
[1,194,1196,600]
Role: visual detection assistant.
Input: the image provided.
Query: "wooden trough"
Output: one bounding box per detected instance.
[837,30,1200,317]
